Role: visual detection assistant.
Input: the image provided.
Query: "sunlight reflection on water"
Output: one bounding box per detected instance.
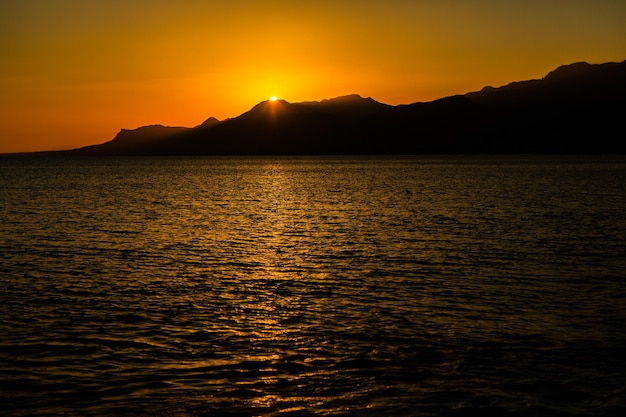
[1,155,625,416]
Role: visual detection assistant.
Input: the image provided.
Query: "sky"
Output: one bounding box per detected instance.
[1,0,625,153]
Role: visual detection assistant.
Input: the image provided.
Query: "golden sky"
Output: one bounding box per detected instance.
[1,0,625,153]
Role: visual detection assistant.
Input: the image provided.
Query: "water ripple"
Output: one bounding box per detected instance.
[1,156,625,416]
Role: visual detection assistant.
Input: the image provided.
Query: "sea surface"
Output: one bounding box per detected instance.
[1,155,625,417]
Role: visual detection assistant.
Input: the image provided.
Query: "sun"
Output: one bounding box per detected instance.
[269,96,278,101]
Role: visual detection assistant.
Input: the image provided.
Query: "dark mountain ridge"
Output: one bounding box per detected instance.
[36,60,626,155]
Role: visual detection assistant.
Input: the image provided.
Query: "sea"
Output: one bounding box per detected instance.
[1,155,625,417]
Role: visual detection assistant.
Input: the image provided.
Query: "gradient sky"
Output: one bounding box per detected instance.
[1,0,625,153]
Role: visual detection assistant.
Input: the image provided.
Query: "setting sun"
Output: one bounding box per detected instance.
[1,1,626,153]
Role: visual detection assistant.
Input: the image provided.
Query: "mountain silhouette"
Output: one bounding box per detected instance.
[50,60,626,155]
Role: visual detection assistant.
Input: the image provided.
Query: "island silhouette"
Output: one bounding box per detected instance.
[30,60,626,155]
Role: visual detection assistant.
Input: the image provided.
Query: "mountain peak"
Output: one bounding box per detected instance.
[321,94,364,102]
[249,98,291,110]
[56,58,625,156]
[543,61,594,81]
[198,117,220,128]
[229,98,295,122]
[112,125,185,142]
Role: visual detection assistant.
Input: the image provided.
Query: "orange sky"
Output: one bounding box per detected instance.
[1,0,626,153]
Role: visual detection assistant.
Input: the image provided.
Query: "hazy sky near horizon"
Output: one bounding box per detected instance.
[1,0,626,152]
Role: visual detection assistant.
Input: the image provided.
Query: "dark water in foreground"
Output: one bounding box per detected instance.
[1,156,625,416]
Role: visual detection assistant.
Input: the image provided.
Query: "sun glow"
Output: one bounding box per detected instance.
[269,96,278,101]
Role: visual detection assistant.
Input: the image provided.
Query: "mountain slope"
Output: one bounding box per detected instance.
[76,125,190,155]
[67,60,626,155]
[462,60,626,153]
